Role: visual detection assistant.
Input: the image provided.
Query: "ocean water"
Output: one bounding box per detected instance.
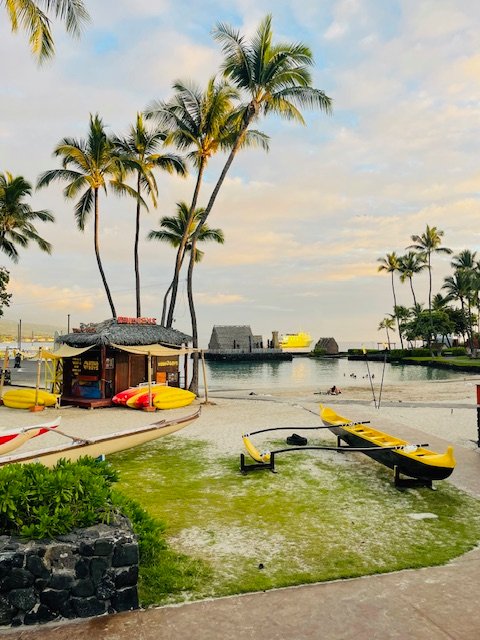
[204,356,469,392]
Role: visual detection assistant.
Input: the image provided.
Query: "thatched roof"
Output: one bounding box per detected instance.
[57,319,191,348]
[208,325,253,350]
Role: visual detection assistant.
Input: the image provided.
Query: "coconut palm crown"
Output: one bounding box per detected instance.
[37,113,138,318]
[113,113,186,317]
[4,0,90,62]
[0,172,54,262]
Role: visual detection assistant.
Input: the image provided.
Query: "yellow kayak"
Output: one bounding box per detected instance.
[2,389,59,409]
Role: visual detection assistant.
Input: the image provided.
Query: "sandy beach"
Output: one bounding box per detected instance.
[1,376,479,458]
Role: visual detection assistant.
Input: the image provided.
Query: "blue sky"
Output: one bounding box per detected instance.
[1,0,480,347]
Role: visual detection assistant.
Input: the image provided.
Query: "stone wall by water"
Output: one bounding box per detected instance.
[0,516,139,627]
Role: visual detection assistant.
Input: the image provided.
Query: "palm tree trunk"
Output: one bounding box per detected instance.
[165,159,206,328]
[391,272,404,349]
[427,255,433,350]
[409,277,417,306]
[161,282,173,326]
[134,173,142,317]
[94,188,116,318]
[187,119,250,253]
[186,238,199,394]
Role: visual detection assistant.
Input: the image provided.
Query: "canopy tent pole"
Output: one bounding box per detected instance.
[201,350,209,404]
[144,351,155,412]
[0,348,9,401]
[31,347,44,412]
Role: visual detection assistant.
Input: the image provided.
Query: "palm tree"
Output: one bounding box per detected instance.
[443,270,475,351]
[148,202,224,322]
[0,172,54,261]
[398,251,426,306]
[113,113,186,317]
[377,252,404,348]
[378,317,395,349]
[407,225,452,348]
[146,78,252,326]
[4,0,90,62]
[148,202,224,258]
[171,14,331,329]
[37,113,136,318]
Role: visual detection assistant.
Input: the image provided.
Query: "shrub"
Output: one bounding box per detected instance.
[0,457,119,539]
[312,348,326,356]
[446,346,467,356]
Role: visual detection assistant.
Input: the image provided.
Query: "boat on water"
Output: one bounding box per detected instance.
[0,408,200,467]
[0,417,61,456]
[279,332,312,349]
[319,405,455,482]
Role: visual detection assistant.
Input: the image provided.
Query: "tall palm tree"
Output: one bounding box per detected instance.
[148,202,224,323]
[443,270,475,351]
[407,225,452,348]
[0,172,54,261]
[146,78,250,326]
[377,252,404,348]
[186,14,332,267]
[378,317,395,349]
[398,251,426,306]
[37,113,136,318]
[3,0,90,62]
[113,113,186,317]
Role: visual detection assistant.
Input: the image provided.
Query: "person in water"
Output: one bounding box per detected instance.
[328,385,341,395]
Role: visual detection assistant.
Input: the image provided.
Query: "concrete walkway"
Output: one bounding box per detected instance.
[2,420,480,639]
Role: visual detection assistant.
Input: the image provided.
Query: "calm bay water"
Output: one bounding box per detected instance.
[204,357,469,392]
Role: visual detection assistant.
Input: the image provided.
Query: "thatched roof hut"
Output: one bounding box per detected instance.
[58,318,191,348]
[314,337,339,355]
[208,325,259,350]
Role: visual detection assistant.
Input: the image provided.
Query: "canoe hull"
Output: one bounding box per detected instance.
[0,408,200,467]
[320,405,455,482]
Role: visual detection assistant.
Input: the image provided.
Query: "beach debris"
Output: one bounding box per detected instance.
[407,512,438,520]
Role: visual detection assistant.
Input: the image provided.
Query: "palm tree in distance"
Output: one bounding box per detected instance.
[146,78,254,326]
[407,225,452,349]
[378,317,395,349]
[4,0,90,62]
[37,113,138,319]
[148,202,224,321]
[113,113,186,317]
[0,172,54,261]
[377,252,404,348]
[171,14,332,329]
[398,251,426,306]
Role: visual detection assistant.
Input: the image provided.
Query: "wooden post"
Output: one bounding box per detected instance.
[100,345,106,398]
[201,350,208,403]
[476,385,480,447]
[0,348,9,402]
[144,352,155,412]
[184,348,188,389]
[31,347,44,412]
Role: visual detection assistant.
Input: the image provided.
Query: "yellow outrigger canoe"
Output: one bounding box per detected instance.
[320,405,455,482]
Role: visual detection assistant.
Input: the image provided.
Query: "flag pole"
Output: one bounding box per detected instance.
[363,346,377,408]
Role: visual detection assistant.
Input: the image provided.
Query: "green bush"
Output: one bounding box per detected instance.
[0,457,118,539]
[312,348,326,356]
[409,348,431,357]
[445,346,467,356]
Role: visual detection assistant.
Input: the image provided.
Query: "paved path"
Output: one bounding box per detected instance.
[2,415,480,639]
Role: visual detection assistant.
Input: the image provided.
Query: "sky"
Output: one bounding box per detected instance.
[1,0,480,348]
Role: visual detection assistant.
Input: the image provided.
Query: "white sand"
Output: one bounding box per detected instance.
[1,377,479,457]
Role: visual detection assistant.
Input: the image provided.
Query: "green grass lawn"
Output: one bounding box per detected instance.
[110,436,480,606]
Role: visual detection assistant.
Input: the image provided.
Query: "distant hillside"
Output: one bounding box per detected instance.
[0,320,63,339]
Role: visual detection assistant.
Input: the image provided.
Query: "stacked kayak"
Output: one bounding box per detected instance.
[112,384,165,406]
[2,389,59,409]
[113,385,196,410]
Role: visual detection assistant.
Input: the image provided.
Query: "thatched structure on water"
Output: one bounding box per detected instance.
[313,337,339,355]
[206,325,291,361]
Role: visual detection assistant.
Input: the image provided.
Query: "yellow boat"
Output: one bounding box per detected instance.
[2,389,59,409]
[320,405,455,482]
[279,332,312,349]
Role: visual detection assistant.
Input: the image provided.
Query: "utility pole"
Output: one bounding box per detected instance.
[18,319,22,351]
[67,314,71,333]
